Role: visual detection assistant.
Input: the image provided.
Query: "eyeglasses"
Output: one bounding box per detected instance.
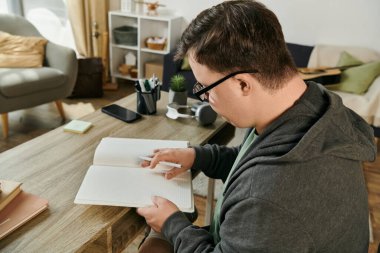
[192,70,258,101]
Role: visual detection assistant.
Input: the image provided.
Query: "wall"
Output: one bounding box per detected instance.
[261,0,380,52]
[110,0,380,52]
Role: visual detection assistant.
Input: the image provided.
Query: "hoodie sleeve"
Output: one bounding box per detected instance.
[162,197,314,253]
[191,128,254,181]
[192,144,240,181]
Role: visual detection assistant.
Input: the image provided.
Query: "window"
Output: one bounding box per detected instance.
[0,1,9,13]
[6,0,76,50]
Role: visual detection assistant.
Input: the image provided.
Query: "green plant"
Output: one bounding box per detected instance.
[170,74,186,92]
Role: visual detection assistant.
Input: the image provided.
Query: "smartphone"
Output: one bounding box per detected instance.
[101,104,141,123]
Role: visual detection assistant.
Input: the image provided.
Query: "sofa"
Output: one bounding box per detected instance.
[162,43,380,137]
[307,44,380,137]
[162,51,197,98]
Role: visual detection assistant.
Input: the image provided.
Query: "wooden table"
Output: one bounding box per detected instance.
[0,92,233,253]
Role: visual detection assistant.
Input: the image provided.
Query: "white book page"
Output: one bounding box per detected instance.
[74,165,194,212]
[93,137,189,168]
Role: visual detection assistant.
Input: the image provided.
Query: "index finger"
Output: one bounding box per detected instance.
[149,149,172,168]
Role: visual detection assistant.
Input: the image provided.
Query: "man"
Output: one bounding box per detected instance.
[137,0,376,252]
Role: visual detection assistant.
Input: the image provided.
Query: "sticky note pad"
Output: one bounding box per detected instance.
[63,120,92,134]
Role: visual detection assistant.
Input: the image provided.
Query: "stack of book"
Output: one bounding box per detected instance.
[0,180,48,239]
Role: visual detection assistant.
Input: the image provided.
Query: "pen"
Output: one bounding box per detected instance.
[144,79,151,92]
[139,156,182,168]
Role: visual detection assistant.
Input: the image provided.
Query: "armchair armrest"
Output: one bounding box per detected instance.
[45,42,78,96]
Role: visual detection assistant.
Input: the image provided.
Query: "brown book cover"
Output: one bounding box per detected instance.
[0,180,22,212]
[0,191,48,239]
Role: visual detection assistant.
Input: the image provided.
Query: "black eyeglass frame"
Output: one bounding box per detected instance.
[192,70,259,101]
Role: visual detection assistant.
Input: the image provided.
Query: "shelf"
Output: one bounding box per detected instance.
[111,43,138,51]
[109,12,183,81]
[140,47,168,55]
[113,72,138,81]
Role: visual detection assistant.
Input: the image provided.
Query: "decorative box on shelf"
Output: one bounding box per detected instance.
[145,62,163,81]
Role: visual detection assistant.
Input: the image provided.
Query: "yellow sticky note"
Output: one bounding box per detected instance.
[63,120,92,134]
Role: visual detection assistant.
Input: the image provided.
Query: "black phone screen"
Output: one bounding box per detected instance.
[101,104,141,123]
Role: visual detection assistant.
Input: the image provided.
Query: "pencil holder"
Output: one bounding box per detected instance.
[136,88,160,115]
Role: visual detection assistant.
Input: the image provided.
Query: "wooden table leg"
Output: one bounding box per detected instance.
[204,123,236,226]
[82,227,112,253]
[204,178,215,226]
[111,210,146,253]
[1,113,9,138]
[82,210,146,253]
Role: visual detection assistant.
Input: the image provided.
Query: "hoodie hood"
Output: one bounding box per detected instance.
[250,81,376,164]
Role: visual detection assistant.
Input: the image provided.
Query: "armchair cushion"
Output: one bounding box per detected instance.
[0,68,65,97]
[0,32,47,68]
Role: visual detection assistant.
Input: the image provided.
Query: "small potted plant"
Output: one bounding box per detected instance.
[169,74,187,105]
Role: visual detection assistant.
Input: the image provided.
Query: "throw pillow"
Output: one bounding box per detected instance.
[333,51,380,94]
[336,51,363,67]
[338,61,380,94]
[181,56,191,70]
[0,32,48,68]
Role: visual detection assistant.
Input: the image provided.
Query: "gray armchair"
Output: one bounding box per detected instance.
[0,14,78,138]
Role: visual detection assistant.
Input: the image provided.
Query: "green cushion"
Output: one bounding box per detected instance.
[338,61,380,94]
[334,51,380,94]
[336,51,363,67]
[181,56,191,70]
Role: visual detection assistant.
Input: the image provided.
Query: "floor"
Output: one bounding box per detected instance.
[0,82,379,252]
[0,82,133,153]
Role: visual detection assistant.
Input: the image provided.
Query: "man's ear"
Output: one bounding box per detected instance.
[236,73,254,96]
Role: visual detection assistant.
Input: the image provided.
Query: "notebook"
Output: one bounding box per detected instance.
[74,137,194,212]
[0,191,48,240]
[0,180,22,212]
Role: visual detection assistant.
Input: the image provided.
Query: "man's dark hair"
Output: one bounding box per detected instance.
[175,0,298,90]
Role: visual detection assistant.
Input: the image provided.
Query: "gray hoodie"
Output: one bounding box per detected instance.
[162,81,376,253]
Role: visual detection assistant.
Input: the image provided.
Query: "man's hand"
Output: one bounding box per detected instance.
[141,147,196,179]
[137,196,179,233]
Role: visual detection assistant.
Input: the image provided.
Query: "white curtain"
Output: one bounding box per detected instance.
[67,0,110,82]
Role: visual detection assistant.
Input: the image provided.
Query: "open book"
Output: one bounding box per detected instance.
[74,137,194,212]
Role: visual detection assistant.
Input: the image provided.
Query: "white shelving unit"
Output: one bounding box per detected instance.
[108,11,182,82]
